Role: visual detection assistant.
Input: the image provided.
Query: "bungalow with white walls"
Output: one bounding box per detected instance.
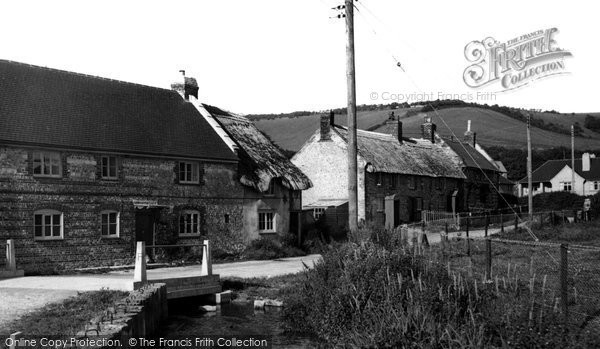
[517,153,600,197]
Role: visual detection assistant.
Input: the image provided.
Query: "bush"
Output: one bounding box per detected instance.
[242,236,305,261]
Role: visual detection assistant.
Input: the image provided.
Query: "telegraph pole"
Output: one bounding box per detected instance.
[571,125,575,194]
[527,113,533,224]
[345,0,358,234]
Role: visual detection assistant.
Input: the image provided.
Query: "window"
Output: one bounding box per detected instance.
[34,210,63,240]
[313,208,325,220]
[101,211,119,237]
[224,214,230,224]
[408,176,416,190]
[561,181,572,192]
[101,156,117,179]
[435,178,443,190]
[265,180,276,196]
[179,210,200,236]
[33,152,61,177]
[258,212,275,232]
[178,162,200,184]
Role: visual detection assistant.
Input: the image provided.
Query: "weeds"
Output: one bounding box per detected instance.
[283,229,598,348]
[7,289,128,337]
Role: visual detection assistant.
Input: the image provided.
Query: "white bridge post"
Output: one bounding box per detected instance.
[133,241,147,283]
[201,240,212,276]
[6,239,16,271]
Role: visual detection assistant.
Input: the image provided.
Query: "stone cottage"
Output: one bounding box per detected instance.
[199,106,312,240]
[441,120,503,212]
[291,114,466,230]
[0,59,307,273]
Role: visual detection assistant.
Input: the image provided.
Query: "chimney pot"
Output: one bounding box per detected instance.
[320,113,332,141]
[171,72,199,100]
[421,117,436,143]
[583,152,591,172]
[464,120,474,144]
[397,120,403,144]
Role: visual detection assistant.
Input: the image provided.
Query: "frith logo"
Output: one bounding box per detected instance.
[463,28,572,91]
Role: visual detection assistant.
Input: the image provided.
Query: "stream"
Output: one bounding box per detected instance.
[158,299,321,348]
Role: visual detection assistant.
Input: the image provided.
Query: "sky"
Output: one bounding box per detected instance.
[1,0,597,115]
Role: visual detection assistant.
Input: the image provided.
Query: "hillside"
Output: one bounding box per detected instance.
[253,107,418,152]
[254,106,600,152]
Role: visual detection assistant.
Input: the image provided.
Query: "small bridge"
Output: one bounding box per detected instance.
[132,241,221,300]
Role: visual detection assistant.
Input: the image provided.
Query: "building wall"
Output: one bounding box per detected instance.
[462,168,499,211]
[518,167,586,197]
[292,131,366,221]
[240,182,301,241]
[364,172,462,226]
[0,146,247,273]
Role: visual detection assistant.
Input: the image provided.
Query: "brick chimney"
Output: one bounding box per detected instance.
[582,152,591,172]
[320,111,334,141]
[397,120,403,144]
[421,116,436,143]
[171,70,199,100]
[464,120,474,145]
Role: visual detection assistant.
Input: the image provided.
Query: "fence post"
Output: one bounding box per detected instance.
[486,238,492,280]
[6,239,16,271]
[560,244,569,327]
[573,209,577,223]
[133,241,147,283]
[500,213,504,233]
[514,213,518,231]
[466,217,470,256]
[484,215,489,237]
[201,240,212,276]
[551,210,555,225]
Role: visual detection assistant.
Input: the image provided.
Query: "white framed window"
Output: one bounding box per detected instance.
[100,211,119,237]
[179,210,200,236]
[34,210,63,240]
[178,162,200,184]
[101,156,118,179]
[561,181,572,192]
[313,208,325,220]
[258,211,275,232]
[33,151,61,177]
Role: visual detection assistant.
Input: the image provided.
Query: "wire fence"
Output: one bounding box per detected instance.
[407,221,600,340]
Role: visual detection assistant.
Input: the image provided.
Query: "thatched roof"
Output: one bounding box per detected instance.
[206,106,312,192]
[334,126,465,179]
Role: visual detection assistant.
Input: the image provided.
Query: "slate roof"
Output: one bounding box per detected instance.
[209,108,312,192]
[518,158,600,183]
[0,60,237,161]
[334,126,465,179]
[443,138,499,172]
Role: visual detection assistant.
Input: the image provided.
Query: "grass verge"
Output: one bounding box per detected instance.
[7,289,128,337]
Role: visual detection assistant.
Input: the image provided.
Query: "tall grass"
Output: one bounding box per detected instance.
[282,230,600,348]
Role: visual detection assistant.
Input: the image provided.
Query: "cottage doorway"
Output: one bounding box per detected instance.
[135,209,157,246]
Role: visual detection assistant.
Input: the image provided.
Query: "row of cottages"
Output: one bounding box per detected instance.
[292,115,505,230]
[517,153,600,197]
[0,60,310,273]
[292,114,466,230]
